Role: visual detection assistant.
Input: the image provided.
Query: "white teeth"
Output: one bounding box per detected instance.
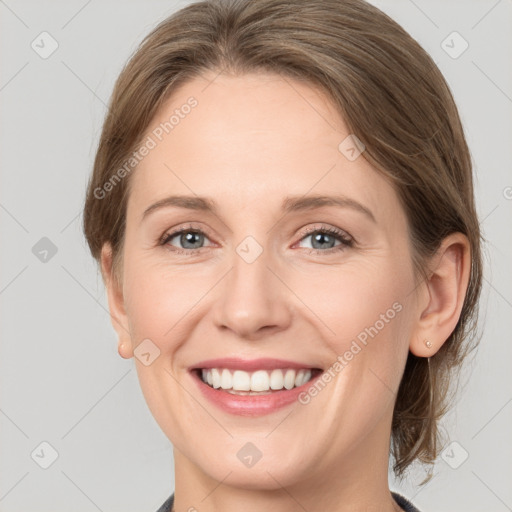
[220,369,232,389]
[294,369,312,387]
[211,368,221,389]
[199,368,316,392]
[251,370,270,391]
[232,370,251,391]
[284,369,295,390]
[270,369,284,390]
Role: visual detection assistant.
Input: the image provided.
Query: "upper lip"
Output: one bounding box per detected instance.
[190,358,322,372]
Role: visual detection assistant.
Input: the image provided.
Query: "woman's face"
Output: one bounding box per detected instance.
[109,71,422,489]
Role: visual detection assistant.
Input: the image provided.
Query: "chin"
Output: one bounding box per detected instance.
[212,465,303,491]
[195,446,312,491]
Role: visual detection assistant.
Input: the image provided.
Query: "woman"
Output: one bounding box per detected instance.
[82,0,482,510]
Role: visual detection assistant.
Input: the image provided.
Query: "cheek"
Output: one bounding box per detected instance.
[121,257,211,436]
[296,262,413,433]
[123,255,214,344]
[293,258,414,392]
[295,259,410,339]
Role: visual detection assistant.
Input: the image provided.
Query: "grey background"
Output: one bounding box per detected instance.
[0,0,511,511]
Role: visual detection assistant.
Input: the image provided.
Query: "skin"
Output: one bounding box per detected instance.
[101,71,471,512]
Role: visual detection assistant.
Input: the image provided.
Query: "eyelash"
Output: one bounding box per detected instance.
[158,223,354,256]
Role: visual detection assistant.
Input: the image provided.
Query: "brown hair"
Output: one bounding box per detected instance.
[83,0,482,478]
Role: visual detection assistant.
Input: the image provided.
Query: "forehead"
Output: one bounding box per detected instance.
[127,71,401,223]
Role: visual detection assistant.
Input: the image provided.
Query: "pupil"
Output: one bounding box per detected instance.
[177,231,336,250]
[182,231,202,248]
[312,232,334,249]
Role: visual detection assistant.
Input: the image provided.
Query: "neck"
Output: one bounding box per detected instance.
[171,413,401,512]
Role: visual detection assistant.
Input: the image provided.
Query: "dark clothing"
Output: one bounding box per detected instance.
[392,492,421,511]
[156,491,420,511]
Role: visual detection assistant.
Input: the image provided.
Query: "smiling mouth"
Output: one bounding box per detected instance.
[193,367,323,395]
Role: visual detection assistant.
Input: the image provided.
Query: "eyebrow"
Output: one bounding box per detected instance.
[141,194,376,223]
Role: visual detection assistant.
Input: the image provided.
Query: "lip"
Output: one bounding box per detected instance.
[189,359,323,417]
[190,357,322,372]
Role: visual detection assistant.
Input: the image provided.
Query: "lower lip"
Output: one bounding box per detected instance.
[190,369,323,416]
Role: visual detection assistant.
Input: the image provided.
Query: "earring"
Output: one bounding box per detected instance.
[424,339,433,348]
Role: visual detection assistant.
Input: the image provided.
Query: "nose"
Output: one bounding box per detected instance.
[212,241,293,341]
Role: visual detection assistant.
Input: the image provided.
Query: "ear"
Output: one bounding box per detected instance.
[100,243,134,359]
[409,232,471,357]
